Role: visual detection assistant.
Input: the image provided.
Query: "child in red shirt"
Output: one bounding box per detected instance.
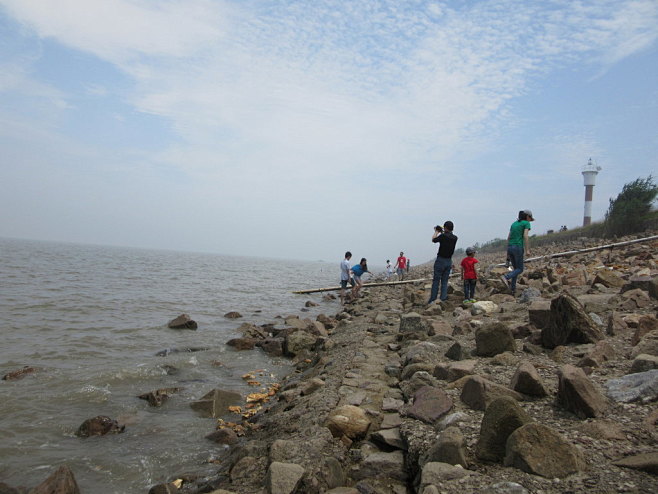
[460,247,479,302]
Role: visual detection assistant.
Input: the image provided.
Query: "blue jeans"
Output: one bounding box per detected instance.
[505,245,524,293]
[463,279,476,300]
[429,256,452,303]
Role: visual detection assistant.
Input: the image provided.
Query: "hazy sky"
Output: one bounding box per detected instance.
[1,0,657,265]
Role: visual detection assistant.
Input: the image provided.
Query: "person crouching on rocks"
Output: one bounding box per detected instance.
[351,258,369,299]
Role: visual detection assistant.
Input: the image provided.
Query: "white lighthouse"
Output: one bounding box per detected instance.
[581,158,601,227]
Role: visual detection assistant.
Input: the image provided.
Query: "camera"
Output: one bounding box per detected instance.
[435,225,443,232]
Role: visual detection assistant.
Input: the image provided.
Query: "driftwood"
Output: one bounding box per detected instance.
[293,278,429,294]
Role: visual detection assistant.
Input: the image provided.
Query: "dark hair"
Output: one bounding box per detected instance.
[517,211,528,221]
[345,251,352,258]
[444,221,454,231]
[360,258,367,264]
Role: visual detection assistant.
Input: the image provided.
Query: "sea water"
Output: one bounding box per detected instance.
[0,237,340,492]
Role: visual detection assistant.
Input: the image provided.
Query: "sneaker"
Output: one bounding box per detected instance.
[469,299,477,303]
[500,275,511,291]
[463,299,471,304]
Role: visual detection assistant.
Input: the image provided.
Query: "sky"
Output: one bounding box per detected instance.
[0,0,657,265]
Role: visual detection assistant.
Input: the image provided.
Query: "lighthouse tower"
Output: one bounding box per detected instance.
[582,158,601,227]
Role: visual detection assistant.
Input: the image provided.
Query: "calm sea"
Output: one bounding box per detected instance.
[0,237,340,493]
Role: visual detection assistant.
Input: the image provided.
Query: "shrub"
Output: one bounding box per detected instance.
[604,176,658,237]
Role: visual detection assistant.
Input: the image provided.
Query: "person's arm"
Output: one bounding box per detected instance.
[432,228,442,243]
[460,263,464,280]
[523,228,530,256]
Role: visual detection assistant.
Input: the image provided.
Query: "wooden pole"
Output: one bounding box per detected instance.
[494,234,658,266]
[292,278,429,294]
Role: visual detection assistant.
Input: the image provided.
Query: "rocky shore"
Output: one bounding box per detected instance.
[5,232,658,494]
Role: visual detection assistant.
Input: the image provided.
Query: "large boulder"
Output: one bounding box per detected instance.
[475,323,516,357]
[504,423,586,478]
[556,365,607,418]
[510,361,548,397]
[476,396,532,462]
[541,292,605,349]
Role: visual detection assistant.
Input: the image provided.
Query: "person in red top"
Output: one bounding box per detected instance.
[460,246,479,302]
[394,252,407,280]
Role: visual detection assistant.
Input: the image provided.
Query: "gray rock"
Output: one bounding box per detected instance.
[504,423,586,478]
[404,386,453,424]
[476,396,532,462]
[266,462,304,494]
[475,323,516,357]
[419,462,471,490]
[510,361,548,397]
[206,427,239,445]
[460,376,523,411]
[605,369,658,403]
[592,269,625,288]
[518,287,542,304]
[445,342,464,361]
[423,426,468,467]
[556,364,607,418]
[527,300,551,329]
[322,457,346,490]
[380,413,402,429]
[621,275,658,299]
[399,312,427,334]
[481,482,529,494]
[633,330,658,358]
[613,452,658,475]
[76,416,125,437]
[371,427,406,450]
[354,450,408,481]
[167,313,197,329]
[630,354,658,373]
[285,330,317,356]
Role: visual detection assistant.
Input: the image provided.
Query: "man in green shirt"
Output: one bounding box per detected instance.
[501,210,534,295]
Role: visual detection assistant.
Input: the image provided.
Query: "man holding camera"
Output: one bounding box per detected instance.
[428,221,458,304]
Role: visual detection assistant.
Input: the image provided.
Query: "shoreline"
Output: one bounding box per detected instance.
[9,232,658,493]
[176,231,658,493]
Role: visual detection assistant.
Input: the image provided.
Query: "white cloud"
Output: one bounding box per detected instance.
[0,0,657,259]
